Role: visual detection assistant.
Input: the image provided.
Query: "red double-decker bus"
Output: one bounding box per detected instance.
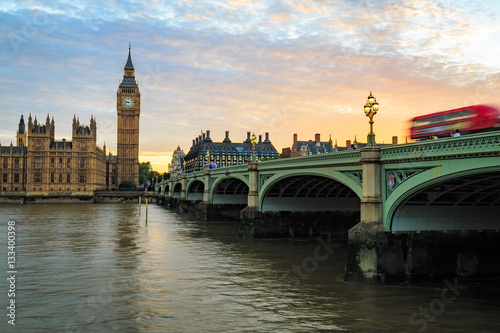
[410,104,500,140]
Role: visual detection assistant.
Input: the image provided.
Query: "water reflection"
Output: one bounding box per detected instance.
[0,204,499,332]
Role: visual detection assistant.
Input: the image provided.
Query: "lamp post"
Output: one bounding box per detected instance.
[205,151,210,169]
[364,91,379,147]
[251,133,257,162]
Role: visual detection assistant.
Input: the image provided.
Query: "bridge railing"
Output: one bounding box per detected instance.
[164,151,362,184]
[256,150,362,171]
[94,191,155,196]
[381,131,500,161]
[165,164,249,184]
[206,164,249,175]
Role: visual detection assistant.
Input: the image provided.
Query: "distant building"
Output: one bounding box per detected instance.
[0,116,27,191]
[289,133,399,157]
[281,147,291,158]
[342,137,364,151]
[0,114,111,193]
[168,146,185,178]
[290,133,336,157]
[184,130,278,173]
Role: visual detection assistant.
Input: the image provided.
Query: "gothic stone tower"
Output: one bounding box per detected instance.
[117,44,140,186]
[17,114,27,146]
[72,115,99,189]
[26,114,55,191]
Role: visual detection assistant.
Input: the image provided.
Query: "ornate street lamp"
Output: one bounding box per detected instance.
[205,151,210,169]
[364,91,379,147]
[251,133,257,162]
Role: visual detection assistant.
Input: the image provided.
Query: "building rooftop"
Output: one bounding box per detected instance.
[184,130,278,162]
[0,146,27,154]
[50,140,73,150]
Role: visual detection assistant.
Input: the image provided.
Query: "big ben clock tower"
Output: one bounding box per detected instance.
[117,44,140,186]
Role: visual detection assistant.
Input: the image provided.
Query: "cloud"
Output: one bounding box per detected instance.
[0,0,499,172]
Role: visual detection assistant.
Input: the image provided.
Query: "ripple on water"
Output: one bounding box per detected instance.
[0,204,499,332]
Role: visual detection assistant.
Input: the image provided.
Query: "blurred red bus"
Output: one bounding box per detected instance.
[410,105,500,140]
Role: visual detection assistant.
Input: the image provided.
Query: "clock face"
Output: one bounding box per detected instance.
[122,96,134,108]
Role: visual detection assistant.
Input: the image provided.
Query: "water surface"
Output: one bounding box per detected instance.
[0,203,499,332]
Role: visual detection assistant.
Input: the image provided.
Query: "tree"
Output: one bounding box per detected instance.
[139,163,151,186]
[118,180,137,190]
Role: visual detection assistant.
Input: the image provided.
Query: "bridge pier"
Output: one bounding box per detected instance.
[203,170,211,202]
[345,229,500,284]
[191,170,213,221]
[163,196,174,210]
[240,161,260,236]
[180,175,186,200]
[169,198,205,219]
[240,210,359,238]
[164,196,245,222]
[344,221,389,283]
[345,146,386,283]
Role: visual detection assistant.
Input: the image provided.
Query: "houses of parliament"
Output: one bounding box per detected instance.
[0,47,140,194]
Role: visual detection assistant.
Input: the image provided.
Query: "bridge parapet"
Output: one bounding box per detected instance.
[258,150,361,170]
[380,131,500,161]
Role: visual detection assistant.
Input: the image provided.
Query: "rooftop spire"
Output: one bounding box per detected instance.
[120,43,138,88]
[124,42,134,70]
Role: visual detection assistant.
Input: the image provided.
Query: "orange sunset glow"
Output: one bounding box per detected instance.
[1,1,500,172]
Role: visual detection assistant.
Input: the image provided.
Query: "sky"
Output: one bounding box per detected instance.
[1,0,500,172]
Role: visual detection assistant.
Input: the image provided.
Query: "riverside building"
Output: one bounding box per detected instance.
[183,130,279,173]
[0,46,141,195]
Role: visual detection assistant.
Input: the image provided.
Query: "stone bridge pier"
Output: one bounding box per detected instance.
[344,146,387,283]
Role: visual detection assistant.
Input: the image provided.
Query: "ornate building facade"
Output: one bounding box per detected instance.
[184,130,278,173]
[0,114,111,194]
[290,133,336,157]
[0,116,27,192]
[0,46,140,195]
[168,146,185,179]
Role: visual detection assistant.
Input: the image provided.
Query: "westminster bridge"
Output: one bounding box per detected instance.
[156,131,500,283]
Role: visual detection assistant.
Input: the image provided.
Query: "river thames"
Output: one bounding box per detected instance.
[1,203,499,332]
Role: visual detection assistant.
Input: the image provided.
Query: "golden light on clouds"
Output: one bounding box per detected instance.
[1,0,499,174]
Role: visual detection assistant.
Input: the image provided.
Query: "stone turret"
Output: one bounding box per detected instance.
[17,115,27,146]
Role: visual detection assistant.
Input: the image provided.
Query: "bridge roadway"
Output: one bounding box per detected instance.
[157,131,500,283]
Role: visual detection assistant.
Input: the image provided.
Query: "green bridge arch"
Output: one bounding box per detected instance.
[211,175,249,205]
[381,133,500,231]
[258,170,363,212]
[384,162,500,231]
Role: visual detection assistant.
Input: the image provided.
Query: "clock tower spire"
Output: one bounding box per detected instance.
[117,43,140,186]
